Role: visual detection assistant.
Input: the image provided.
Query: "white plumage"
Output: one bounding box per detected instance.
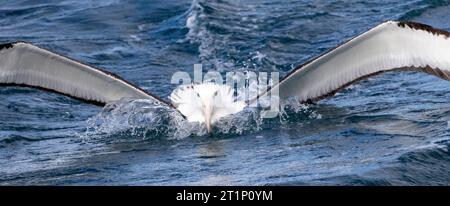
[0,41,165,106]
[169,83,246,132]
[264,21,450,103]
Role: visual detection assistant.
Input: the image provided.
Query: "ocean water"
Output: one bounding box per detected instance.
[0,0,449,185]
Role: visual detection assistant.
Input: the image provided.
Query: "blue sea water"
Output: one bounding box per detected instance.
[0,0,449,185]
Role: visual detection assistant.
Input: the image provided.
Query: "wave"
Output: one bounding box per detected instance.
[183,0,278,72]
[398,0,450,21]
[184,0,232,71]
[305,141,450,185]
[0,134,69,148]
[0,135,38,147]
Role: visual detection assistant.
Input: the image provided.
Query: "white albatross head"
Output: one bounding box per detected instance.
[169,83,246,133]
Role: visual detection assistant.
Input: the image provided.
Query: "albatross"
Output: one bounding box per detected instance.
[1,21,450,133]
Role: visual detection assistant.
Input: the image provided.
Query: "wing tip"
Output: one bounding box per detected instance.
[0,42,15,51]
[378,20,450,39]
[396,21,450,38]
[0,40,31,51]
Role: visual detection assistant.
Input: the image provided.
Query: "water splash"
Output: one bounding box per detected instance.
[82,99,193,140]
[81,97,322,140]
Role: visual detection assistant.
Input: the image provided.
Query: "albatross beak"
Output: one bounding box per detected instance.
[204,104,213,133]
[206,116,212,133]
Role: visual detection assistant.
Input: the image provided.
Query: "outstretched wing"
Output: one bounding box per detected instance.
[265,21,450,103]
[0,41,171,106]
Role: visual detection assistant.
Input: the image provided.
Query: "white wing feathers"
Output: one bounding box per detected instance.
[269,21,450,103]
[2,21,449,109]
[0,41,169,106]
